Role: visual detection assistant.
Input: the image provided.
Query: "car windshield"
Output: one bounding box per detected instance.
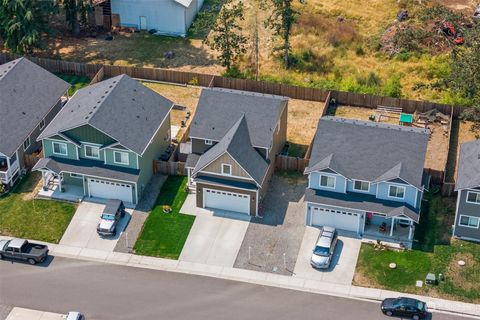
[101,214,115,220]
[313,246,330,256]
[417,302,424,310]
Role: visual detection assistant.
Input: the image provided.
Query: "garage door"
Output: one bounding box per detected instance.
[204,189,250,214]
[310,206,360,233]
[88,179,133,204]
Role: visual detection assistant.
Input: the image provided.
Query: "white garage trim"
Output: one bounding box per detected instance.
[203,188,250,215]
[88,178,134,204]
[308,203,362,234]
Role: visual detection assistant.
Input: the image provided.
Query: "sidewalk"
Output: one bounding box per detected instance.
[1,236,479,318]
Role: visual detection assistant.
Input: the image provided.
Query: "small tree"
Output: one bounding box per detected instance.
[207,0,247,71]
[264,0,298,69]
[0,0,56,53]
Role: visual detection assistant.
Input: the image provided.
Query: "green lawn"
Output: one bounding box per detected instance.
[134,176,195,259]
[54,73,90,96]
[0,173,77,243]
[354,193,480,303]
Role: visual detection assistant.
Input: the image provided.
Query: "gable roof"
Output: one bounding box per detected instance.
[455,139,480,190]
[39,74,173,156]
[305,117,430,189]
[192,115,269,186]
[189,88,288,149]
[0,58,70,157]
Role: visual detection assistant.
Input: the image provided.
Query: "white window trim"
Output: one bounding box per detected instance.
[353,180,370,192]
[459,215,480,228]
[466,191,480,205]
[39,118,46,131]
[113,151,129,165]
[23,137,31,151]
[70,173,83,179]
[221,163,232,176]
[205,139,213,145]
[84,145,100,159]
[52,141,68,156]
[388,185,405,199]
[319,174,336,189]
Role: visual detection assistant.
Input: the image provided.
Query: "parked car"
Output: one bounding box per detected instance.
[66,311,84,320]
[97,199,126,236]
[381,297,428,320]
[310,226,338,269]
[0,238,49,265]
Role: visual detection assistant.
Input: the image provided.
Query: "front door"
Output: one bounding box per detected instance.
[139,16,147,30]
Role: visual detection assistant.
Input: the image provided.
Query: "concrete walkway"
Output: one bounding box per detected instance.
[5,308,64,320]
[1,235,478,318]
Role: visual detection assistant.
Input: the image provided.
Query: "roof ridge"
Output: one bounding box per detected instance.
[85,75,124,124]
[321,116,429,135]
[0,57,23,82]
[207,87,287,101]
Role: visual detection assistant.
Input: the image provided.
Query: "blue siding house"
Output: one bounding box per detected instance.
[304,117,430,247]
[111,0,204,36]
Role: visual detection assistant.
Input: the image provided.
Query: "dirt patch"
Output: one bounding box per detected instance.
[328,105,401,125]
[424,122,450,172]
[446,253,480,291]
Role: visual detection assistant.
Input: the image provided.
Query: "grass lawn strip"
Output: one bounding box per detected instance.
[54,73,90,96]
[134,176,195,259]
[0,173,76,243]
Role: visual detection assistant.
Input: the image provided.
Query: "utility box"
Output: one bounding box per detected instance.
[425,273,436,285]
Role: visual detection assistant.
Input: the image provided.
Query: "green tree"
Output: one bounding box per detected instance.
[0,0,55,53]
[449,24,480,131]
[61,0,91,36]
[264,0,298,69]
[206,0,247,71]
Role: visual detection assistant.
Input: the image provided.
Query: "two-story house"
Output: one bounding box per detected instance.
[304,117,429,247]
[0,58,70,189]
[33,74,173,206]
[185,88,288,216]
[453,140,480,242]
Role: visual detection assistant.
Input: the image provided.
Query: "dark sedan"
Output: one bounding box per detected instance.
[381,297,428,320]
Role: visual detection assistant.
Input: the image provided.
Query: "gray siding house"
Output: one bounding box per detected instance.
[33,74,173,206]
[304,117,430,247]
[185,88,288,216]
[0,58,70,188]
[453,140,480,242]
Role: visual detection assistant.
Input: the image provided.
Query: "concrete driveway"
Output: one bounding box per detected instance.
[60,201,132,252]
[5,307,64,320]
[179,194,250,267]
[293,226,361,285]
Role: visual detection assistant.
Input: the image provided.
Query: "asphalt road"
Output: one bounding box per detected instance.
[0,257,475,320]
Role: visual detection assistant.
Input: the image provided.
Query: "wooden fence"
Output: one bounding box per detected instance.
[275,155,309,172]
[89,66,105,85]
[153,161,186,176]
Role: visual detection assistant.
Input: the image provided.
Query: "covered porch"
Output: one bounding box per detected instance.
[363,212,415,248]
[36,170,85,203]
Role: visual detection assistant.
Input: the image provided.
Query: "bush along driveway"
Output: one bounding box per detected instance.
[134,176,195,259]
[353,192,480,303]
[0,173,76,243]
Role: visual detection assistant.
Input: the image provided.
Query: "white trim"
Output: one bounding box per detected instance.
[466,191,480,205]
[319,174,336,189]
[79,141,102,147]
[52,141,68,156]
[189,135,270,152]
[113,151,130,165]
[39,118,46,131]
[136,154,140,170]
[84,145,100,160]
[221,163,232,176]
[459,215,480,229]
[388,185,406,200]
[23,136,31,151]
[57,133,81,147]
[353,180,370,192]
[205,139,213,145]
[255,189,259,217]
[453,191,462,237]
[197,180,257,192]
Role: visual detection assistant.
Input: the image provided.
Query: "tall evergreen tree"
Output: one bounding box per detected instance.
[62,0,91,36]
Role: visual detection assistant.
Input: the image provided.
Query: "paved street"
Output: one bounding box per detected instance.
[0,257,474,320]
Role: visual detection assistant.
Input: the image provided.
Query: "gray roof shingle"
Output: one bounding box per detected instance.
[305,117,429,189]
[38,74,173,156]
[455,139,480,190]
[189,88,288,149]
[192,115,269,186]
[0,58,70,157]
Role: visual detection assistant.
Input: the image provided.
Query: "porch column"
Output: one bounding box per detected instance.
[408,220,413,240]
[390,217,395,236]
[58,173,62,192]
[43,171,48,187]
[187,168,191,186]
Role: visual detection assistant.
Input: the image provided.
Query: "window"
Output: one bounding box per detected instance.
[39,118,45,131]
[70,173,82,179]
[114,151,129,165]
[23,137,30,151]
[205,139,213,145]
[84,145,100,159]
[388,185,405,199]
[353,180,370,192]
[466,191,480,204]
[221,164,232,175]
[459,215,480,228]
[320,175,335,189]
[52,142,67,155]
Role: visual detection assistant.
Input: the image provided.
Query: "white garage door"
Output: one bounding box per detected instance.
[204,189,250,214]
[88,179,133,204]
[310,206,360,233]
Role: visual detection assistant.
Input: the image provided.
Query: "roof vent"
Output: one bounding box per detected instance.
[22,111,26,115]
[85,116,89,120]
[478,154,480,160]
[105,91,109,94]
[136,115,140,119]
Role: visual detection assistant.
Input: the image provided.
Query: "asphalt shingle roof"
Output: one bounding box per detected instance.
[38,74,173,156]
[0,58,70,157]
[455,139,480,190]
[192,115,269,186]
[189,88,288,149]
[305,117,429,189]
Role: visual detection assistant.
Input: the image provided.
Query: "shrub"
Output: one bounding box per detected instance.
[355,46,365,56]
[326,20,359,47]
[383,74,403,98]
[289,49,333,73]
[357,72,381,88]
[188,76,199,86]
[395,50,412,61]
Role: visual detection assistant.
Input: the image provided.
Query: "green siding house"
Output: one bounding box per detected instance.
[34,74,173,206]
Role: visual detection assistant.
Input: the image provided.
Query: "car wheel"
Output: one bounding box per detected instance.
[0,253,3,260]
[386,311,393,316]
[27,258,36,265]
[413,316,420,320]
